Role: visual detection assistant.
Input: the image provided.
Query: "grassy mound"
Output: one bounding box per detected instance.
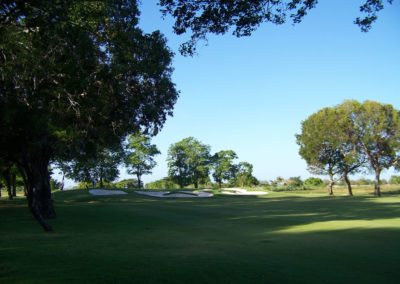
[1,189,400,283]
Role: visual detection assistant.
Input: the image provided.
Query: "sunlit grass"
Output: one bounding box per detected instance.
[275,218,400,233]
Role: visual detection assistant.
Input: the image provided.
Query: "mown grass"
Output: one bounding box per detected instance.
[1,187,400,283]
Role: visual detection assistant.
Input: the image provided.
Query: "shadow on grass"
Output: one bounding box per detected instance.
[1,190,400,283]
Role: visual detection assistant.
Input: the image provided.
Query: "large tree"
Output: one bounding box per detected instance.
[297,100,400,197]
[344,100,400,196]
[124,133,161,189]
[167,137,211,188]
[160,0,393,55]
[211,150,238,188]
[297,106,364,196]
[65,147,123,188]
[233,161,259,187]
[0,1,178,230]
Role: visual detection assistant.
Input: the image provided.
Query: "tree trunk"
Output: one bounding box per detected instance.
[23,153,55,232]
[219,181,222,189]
[18,166,28,196]
[12,172,17,197]
[137,174,141,190]
[60,172,65,191]
[328,174,334,196]
[194,180,198,189]
[374,170,381,197]
[4,168,13,200]
[343,173,353,196]
[99,168,104,188]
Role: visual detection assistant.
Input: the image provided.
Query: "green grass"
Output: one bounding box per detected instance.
[1,188,400,283]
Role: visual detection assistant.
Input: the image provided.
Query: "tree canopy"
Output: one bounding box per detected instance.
[65,147,123,188]
[233,161,259,187]
[211,150,238,188]
[0,0,178,230]
[297,100,400,196]
[344,100,400,196]
[159,0,393,55]
[124,133,161,189]
[297,105,366,196]
[167,137,211,188]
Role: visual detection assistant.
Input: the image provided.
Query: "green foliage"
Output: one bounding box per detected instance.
[343,100,400,195]
[286,176,304,188]
[390,175,400,185]
[304,177,324,187]
[75,182,92,189]
[296,105,363,184]
[124,133,160,189]
[352,178,374,185]
[211,150,238,188]
[113,179,141,189]
[347,100,400,172]
[66,148,122,188]
[297,100,400,196]
[160,0,393,55]
[145,177,179,190]
[167,137,211,188]
[269,176,305,191]
[0,0,178,225]
[233,162,259,187]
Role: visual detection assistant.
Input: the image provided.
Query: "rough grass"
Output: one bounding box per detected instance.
[1,188,400,283]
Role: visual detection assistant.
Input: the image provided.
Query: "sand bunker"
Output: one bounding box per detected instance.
[220,188,268,196]
[89,189,127,196]
[135,190,213,198]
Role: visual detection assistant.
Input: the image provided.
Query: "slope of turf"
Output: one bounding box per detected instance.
[1,190,400,283]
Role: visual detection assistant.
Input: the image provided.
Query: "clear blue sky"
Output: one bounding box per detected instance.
[63,1,400,187]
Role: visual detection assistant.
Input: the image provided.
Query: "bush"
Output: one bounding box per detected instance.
[304,177,324,187]
[286,176,303,187]
[389,175,400,184]
[113,179,141,189]
[145,178,179,190]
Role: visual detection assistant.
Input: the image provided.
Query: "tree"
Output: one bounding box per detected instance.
[211,150,238,188]
[297,108,343,195]
[160,0,393,55]
[0,160,19,199]
[298,100,400,197]
[0,1,178,230]
[233,162,259,187]
[167,137,211,188]
[296,106,365,196]
[124,133,160,189]
[345,100,400,196]
[66,147,122,188]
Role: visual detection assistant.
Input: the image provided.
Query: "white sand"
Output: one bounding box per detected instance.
[135,190,213,198]
[220,188,268,196]
[89,189,127,196]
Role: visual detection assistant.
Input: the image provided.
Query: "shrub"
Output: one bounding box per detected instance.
[389,175,400,184]
[113,179,141,189]
[145,178,179,190]
[304,177,324,187]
